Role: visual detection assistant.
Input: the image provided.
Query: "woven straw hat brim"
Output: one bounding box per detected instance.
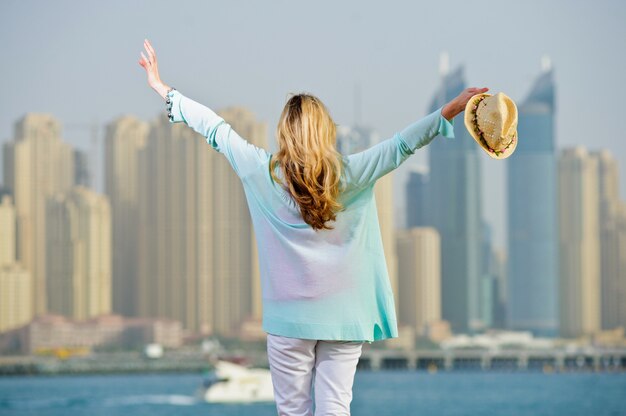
[464,93,518,160]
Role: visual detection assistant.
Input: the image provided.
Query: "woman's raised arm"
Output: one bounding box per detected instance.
[343,87,488,190]
[138,39,270,178]
[138,39,172,99]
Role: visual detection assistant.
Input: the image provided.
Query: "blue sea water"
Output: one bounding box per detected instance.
[0,371,625,416]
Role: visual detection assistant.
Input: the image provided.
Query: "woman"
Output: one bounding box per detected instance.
[139,38,487,415]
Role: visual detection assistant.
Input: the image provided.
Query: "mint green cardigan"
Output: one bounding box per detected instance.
[167,89,455,342]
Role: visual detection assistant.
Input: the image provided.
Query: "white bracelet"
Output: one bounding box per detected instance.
[165,87,176,121]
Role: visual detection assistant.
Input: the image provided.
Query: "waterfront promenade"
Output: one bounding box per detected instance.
[1,347,625,376]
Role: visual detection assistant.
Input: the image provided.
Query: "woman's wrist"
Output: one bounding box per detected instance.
[152,82,171,100]
[441,99,462,121]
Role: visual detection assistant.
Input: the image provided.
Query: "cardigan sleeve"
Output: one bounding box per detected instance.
[166,88,270,178]
[342,107,455,190]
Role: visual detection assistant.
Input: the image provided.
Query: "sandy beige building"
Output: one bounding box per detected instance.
[396,227,442,334]
[590,150,626,331]
[46,186,112,320]
[104,116,149,317]
[0,194,32,333]
[558,147,601,337]
[3,114,74,316]
[137,108,266,336]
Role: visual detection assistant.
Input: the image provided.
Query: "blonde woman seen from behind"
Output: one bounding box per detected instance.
[138,39,487,416]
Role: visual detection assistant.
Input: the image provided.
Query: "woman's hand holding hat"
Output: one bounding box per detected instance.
[442,87,489,121]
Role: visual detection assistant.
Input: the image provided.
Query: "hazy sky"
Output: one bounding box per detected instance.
[2,0,625,248]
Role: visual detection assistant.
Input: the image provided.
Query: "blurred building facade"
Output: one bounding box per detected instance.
[214,107,266,333]
[558,147,601,337]
[396,227,442,334]
[0,194,32,333]
[104,116,149,317]
[0,314,182,355]
[46,186,112,320]
[3,114,75,316]
[506,68,560,337]
[480,221,507,329]
[136,108,266,336]
[425,66,483,333]
[405,167,428,228]
[590,150,626,330]
[73,149,91,187]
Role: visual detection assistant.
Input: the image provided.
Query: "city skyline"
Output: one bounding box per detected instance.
[2,0,626,249]
[1,0,626,341]
[1,90,625,339]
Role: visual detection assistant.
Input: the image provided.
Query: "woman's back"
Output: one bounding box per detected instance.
[165,88,454,341]
[138,38,483,414]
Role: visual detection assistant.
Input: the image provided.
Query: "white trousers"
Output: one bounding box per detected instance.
[266,333,364,416]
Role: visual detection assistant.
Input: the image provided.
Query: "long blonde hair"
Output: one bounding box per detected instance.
[271,93,345,230]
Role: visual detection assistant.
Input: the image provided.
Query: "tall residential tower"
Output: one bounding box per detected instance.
[426,66,483,333]
[506,67,559,336]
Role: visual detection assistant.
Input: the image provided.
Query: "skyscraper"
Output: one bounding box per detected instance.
[137,107,266,336]
[0,193,32,333]
[3,114,74,316]
[213,107,267,335]
[479,221,499,329]
[336,125,398,301]
[558,147,601,338]
[506,67,560,336]
[589,150,626,330]
[137,115,215,334]
[104,116,148,317]
[46,186,112,320]
[0,193,16,267]
[426,65,483,333]
[396,227,441,334]
[405,167,428,228]
[73,149,91,187]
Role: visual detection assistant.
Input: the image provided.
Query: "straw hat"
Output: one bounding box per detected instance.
[464,92,518,159]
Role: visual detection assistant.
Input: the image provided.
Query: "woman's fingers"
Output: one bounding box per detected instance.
[144,39,157,63]
[144,39,156,56]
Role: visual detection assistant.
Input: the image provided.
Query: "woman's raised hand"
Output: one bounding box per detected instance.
[456,87,489,109]
[138,39,171,99]
[441,87,489,121]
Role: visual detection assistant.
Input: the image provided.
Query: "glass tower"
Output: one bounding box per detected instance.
[427,66,483,333]
[506,68,559,336]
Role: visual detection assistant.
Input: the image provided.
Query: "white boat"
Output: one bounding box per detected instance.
[198,360,275,403]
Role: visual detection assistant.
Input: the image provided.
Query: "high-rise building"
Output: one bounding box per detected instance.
[558,147,601,338]
[0,193,32,333]
[336,125,398,301]
[506,67,560,336]
[3,114,74,316]
[104,116,149,317]
[490,247,508,329]
[137,108,266,336]
[0,264,32,334]
[74,149,91,187]
[137,115,214,335]
[426,65,483,333]
[214,107,267,334]
[405,167,428,228]
[590,150,626,330]
[0,193,15,267]
[616,203,626,328]
[46,186,112,320]
[479,221,501,329]
[396,227,441,334]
